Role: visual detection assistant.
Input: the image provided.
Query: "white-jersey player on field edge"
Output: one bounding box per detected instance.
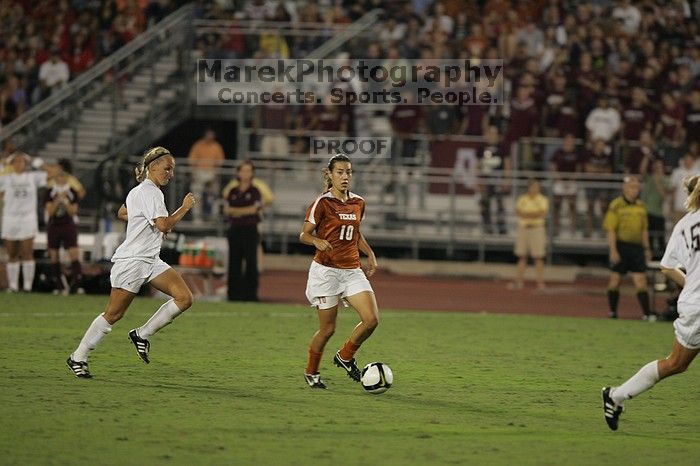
[66,146,196,378]
[602,174,700,430]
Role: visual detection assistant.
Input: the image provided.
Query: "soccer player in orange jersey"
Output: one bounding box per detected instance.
[300,154,379,388]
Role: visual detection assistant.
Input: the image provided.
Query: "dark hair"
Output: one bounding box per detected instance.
[57,158,72,174]
[323,153,351,190]
[236,159,255,180]
[236,158,255,172]
[327,153,350,170]
[135,146,172,182]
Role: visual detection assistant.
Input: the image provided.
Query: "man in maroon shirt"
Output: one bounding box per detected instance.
[504,86,539,168]
[582,138,614,237]
[655,92,684,144]
[390,93,424,164]
[684,89,700,146]
[458,104,490,136]
[621,87,655,143]
[624,130,661,175]
[223,160,262,302]
[253,96,291,157]
[316,95,347,133]
[549,134,582,236]
[542,74,580,137]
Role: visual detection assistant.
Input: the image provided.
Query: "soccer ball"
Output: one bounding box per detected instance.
[360,362,393,394]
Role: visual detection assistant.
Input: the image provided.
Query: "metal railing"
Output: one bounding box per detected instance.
[0,4,195,154]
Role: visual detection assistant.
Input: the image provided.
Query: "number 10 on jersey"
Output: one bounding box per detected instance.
[339,224,354,240]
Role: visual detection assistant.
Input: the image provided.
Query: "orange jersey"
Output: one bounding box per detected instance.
[305,191,366,269]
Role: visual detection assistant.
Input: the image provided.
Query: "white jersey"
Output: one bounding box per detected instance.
[661,209,700,305]
[112,179,169,262]
[0,171,47,222]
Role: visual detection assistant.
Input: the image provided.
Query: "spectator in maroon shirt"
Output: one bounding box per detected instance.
[582,138,614,237]
[504,86,539,165]
[684,89,700,146]
[549,134,582,236]
[253,94,291,157]
[390,93,424,164]
[66,34,94,75]
[655,92,685,144]
[636,65,660,104]
[291,104,318,155]
[621,87,656,143]
[223,160,262,302]
[542,73,579,137]
[315,95,347,133]
[458,103,489,136]
[624,130,661,175]
[574,52,602,117]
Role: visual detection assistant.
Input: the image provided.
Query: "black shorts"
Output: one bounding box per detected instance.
[47,222,78,250]
[610,241,646,275]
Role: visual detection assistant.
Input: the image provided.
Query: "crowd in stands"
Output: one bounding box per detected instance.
[223,1,699,175]
[223,0,700,240]
[0,0,182,128]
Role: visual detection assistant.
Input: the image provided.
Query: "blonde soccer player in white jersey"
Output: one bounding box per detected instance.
[0,152,49,292]
[67,147,196,378]
[602,174,700,431]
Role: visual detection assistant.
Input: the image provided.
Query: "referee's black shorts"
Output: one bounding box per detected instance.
[610,241,646,275]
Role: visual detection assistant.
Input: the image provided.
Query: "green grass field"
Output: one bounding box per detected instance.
[1,294,699,465]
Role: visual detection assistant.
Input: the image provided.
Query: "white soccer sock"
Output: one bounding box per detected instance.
[6,262,20,291]
[21,260,35,291]
[72,314,113,362]
[611,360,660,405]
[137,299,183,339]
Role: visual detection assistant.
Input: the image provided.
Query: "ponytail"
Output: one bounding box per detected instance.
[135,146,171,182]
[685,175,700,212]
[323,153,351,191]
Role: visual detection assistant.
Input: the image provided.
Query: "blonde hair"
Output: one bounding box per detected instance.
[685,175,700,212]
[135,146,172,182]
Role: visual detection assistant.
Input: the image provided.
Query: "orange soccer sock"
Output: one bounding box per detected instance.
[339,339,361,361]
[306,348,323,374]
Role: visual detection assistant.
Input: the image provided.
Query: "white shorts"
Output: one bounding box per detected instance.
[674,303,700,350]
[1,216,38,241]
[553,180,577,196]
[110,258,171,294]
[305,261,374,310]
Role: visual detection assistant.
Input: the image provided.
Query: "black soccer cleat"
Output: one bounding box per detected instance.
[333,351,361,382]
[304,373,327,389]
[128,329,150,364]
[602,386,623,431]
[66,357,92,378]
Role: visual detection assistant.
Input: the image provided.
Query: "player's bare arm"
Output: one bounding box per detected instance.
[358,231,377,277]
[153,192,196,233]
[117,204,128,221]
[45,199,58,217]
[607,230,620,264]
[300,221,332,251]
[660,267,685,288]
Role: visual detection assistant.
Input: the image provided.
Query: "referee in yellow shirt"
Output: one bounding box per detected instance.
[603,176,654,320]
